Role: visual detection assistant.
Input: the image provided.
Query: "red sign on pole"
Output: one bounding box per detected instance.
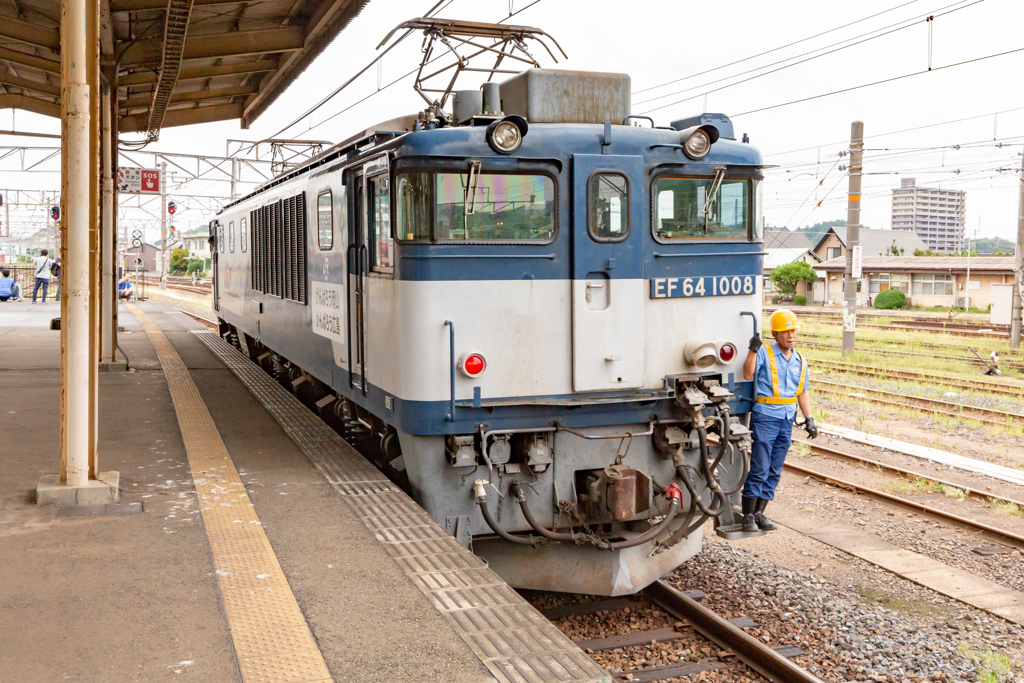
[117,166,161,194]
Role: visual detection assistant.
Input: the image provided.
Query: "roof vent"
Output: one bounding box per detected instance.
[453,90,483,123]
[499,68,630,124]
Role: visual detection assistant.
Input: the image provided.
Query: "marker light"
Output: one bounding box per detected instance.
[485,115,528,155]
[459,352,487,377]
[718,343,737,363]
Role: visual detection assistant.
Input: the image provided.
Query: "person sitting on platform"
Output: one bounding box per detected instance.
[118,273,134,300]
[0,269,13,302]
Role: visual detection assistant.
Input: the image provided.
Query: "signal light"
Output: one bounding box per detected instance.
[458,352,486,377]
[718,343,737,363]
[50,206,59,220]
[168,201,177,215]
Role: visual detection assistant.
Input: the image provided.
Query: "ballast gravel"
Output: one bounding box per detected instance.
[530,538,1024,682]
[666,539,1024,682]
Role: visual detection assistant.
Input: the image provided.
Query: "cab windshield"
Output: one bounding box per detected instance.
[653,177,751,241]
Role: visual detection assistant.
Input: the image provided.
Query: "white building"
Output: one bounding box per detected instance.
[890,178,966,253]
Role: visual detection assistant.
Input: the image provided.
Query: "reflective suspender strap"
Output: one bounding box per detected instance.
[756,343,800,405]
[795,354,807,396]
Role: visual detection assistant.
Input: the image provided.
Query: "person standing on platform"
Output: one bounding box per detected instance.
[32,249,53,304]
[740,309,818,533]
[51,256,61,301]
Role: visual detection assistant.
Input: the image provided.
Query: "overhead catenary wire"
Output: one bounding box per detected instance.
[632,0,921,96]
[634,0,981,110]
[732,45,1024,118]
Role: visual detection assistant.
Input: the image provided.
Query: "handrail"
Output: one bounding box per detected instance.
[444,320,455,422]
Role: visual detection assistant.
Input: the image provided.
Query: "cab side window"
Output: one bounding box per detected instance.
[317,191,333,250]
[369,175,393,272]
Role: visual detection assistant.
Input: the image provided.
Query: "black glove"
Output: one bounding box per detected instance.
[748,334,763,353]
[804,416,819,439]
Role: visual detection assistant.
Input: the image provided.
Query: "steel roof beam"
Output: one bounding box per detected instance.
[118,27,303,66]
[0,73,61,97]
[0,47,60,74]
[0,17,60,51]
[146,0,196,140]
[0,93,59,118]
[119,83,257,109]
[111,0,242,9]
[242,0,367,126]
[118,59,277,86]
[118,102,243,132]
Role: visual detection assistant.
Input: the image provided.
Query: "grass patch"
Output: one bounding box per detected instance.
[944,486,969,501]
[791,441,812,456]
[957,643,1012,683]
[854,585,949,618]
[988,498,1024,517]
[882,477,946,495]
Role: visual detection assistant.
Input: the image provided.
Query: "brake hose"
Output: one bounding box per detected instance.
[473,480,546,546]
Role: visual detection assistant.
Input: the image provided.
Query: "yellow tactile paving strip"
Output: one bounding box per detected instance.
[127,304,333,683]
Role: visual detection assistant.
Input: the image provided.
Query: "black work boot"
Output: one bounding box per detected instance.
[753,498,778,531]
[741,496,758,532]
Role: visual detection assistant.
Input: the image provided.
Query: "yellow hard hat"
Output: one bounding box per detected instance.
[770,309,799,332]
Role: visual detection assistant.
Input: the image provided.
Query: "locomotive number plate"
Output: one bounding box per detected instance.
[650,275,756,299]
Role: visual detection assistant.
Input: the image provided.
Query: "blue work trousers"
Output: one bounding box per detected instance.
[743,411,793,500]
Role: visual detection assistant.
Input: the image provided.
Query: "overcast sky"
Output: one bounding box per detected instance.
[3,0,1024,243]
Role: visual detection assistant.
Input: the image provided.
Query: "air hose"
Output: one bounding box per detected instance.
[473,480,546,546]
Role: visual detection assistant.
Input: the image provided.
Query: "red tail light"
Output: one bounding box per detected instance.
[718,343,737,363]
[459,352,486,377]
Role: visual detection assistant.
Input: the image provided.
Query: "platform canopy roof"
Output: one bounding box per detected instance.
[0,0,370,138]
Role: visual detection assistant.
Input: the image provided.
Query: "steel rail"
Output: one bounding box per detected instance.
[806,359,1024,398]
[782,461,1024,548]
[812,384,1010,427]
[796,317,1009,339]
[176,309,217,327]
[800,340,1024,371]
[813,379,1024,423]
[645,580,824,683]
[800,331,1024,360]
[765,308,1007,331]
[793,439,1024,508]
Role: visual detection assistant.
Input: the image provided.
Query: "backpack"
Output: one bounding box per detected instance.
[50,260,60,277]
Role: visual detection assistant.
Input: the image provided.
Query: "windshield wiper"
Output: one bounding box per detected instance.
[703,166,727,234]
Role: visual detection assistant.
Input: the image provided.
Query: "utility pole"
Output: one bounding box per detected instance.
[965,227,972,312]
[160,161,167,290]
[842,121,864,356]
[1011,145,1024,347]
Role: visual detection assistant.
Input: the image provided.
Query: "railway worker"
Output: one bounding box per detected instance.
[741,309,818,533]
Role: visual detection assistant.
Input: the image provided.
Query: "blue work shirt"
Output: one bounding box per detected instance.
[0,276,12,297]
[751,343,808,420]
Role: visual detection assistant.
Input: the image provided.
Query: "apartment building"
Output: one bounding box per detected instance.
[890,178,966,253]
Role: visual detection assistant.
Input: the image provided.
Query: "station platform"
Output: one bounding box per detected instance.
[0,300,608,683]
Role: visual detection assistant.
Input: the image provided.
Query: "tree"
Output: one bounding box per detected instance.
[881,239,904,256]
[169,248,189,275]
[770,261,818,299]
[186,258,204,275]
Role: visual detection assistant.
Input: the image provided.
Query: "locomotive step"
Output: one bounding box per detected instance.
[714,523,769,540]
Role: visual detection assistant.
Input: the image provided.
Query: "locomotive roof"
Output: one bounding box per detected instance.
[219,119,765,214]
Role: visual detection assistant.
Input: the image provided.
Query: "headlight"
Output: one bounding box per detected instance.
[683,129,711,159]
[683,341,718,368]
[486,115,528,155]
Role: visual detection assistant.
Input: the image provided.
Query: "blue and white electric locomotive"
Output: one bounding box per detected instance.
[211,66,766,596]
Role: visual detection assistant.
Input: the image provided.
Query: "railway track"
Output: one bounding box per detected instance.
[538,583,820,682]
[812,379,1024,427]
[806,358,1024,398]
[800,332,1018,360]
[765,308,1006,333]
[801,340,1024,372]
[138,275,212,296]
[786,440,1024,549]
